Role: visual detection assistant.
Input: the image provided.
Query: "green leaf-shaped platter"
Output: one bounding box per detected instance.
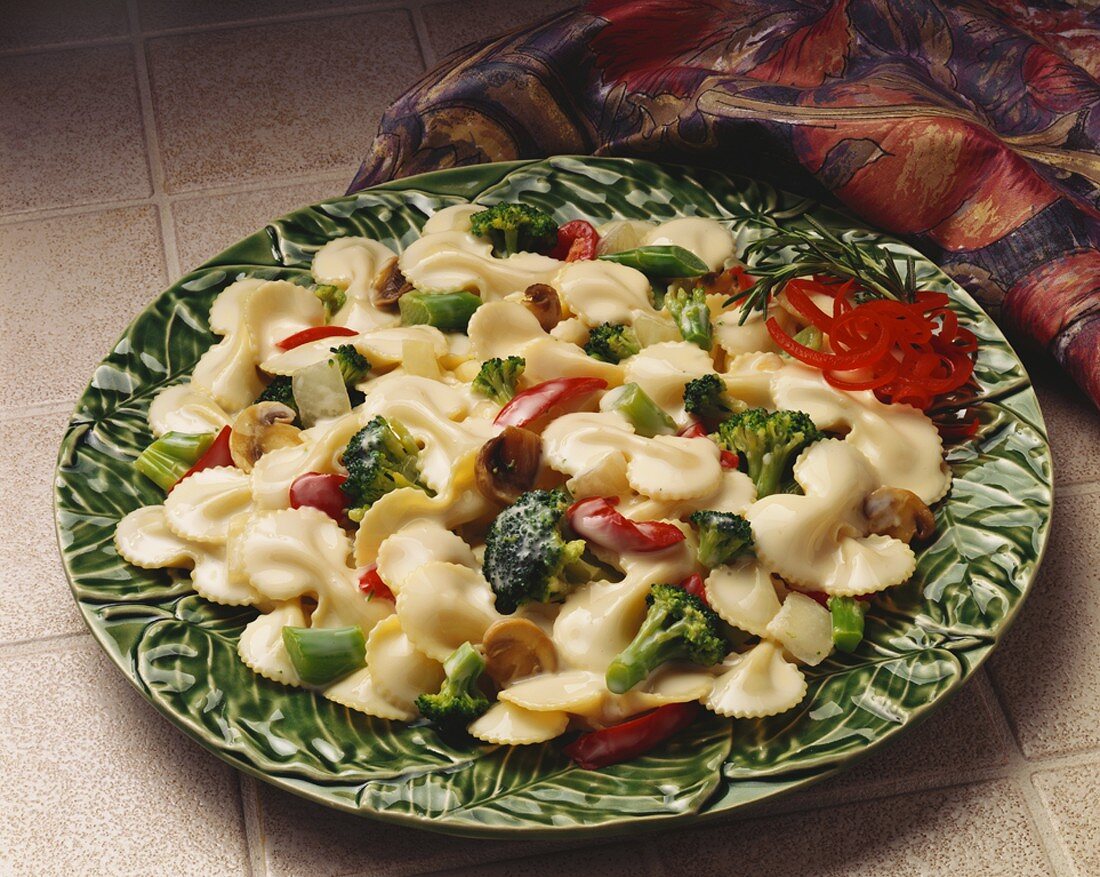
[55,157,1052,837]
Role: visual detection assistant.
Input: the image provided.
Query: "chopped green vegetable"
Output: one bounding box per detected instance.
[415,642,490,732]
[584,322,641,363]
[716,407,822,498]
[483,488,596,613]
[828,596,866,653]
[399,291,483,331]
[256,375,298,419]
[688,510,754,568]
[472,356,525,404]
[469,203,559,257]
[314,283,346,319]
[683,374,742,427]
[282,625,365,686]
[665,286,713,350]
[608,382,675,437]
[329,344,370,388]
[599,245,708,278]
[780,325,823,358]
[134,431,216,491]
[605,583,727,694]
[340,416,433,521]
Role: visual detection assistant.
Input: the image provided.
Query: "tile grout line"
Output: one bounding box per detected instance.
[0,630,92,658]
[972,671,1077,875]
[126,0,182,282]
[0,34,131,58]
[409,5,439,69]
[0,399,79,422]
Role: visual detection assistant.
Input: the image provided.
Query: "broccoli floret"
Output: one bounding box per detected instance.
[717,408,822,498]
[329,344,370,387]
[688,510,753,568]
[584,322,641,363]
[683,374,737,428]
[415,642,490,732]
[472,356,525,404]
[340,416,432,520]
[665,286,712,350]
[469,203,559,257]
[483,488,596,613]
[314,283,346,318]
[255,375,299,418]
[605,583,727,693]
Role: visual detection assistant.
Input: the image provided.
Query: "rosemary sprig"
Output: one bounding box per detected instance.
[726,214,917,324]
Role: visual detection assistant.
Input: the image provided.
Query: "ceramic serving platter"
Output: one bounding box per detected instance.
[54,157,1052,837]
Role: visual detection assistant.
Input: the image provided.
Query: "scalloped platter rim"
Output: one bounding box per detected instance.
[54,156,1053,838]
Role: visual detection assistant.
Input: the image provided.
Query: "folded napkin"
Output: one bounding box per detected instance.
[350,0,1100,407]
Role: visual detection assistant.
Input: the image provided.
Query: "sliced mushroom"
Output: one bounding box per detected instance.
[482,618,558,686]
[522,283,562,331]
[372,257,413,310]
[864,486,936,544]
[229,401,301,473]
[475,426,541,504]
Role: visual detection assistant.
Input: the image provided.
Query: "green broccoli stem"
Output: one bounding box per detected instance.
[441,641,485,694]
[599,245,708,278]
[281,625,366,686]
[668,288,713,349]
[610,383,676,437]
[134,431,216,490]
[828,596,866,653]
[399,291,483,331]
[606,610,685,694]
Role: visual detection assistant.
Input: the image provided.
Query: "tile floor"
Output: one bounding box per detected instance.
[2,2,1098,875]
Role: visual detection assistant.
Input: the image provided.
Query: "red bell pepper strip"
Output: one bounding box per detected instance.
[677,419,708,439]
[563,702,700,769]
[566,496,685,553]
[678,572,709,605]
[357,564,395,602]
[175,425,233,487]
[719,449,740,469]
[276,325,358,351]
[494,377,607,428]
[289,472,349,522]
[550,220,599,262]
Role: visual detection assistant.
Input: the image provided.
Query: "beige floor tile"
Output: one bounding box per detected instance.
[145,14,423,193]
[0,206,167,410]
[988,488,1100,759]
[0,47,151,214]
[1032,760,1100,877]
[423,0,578,59]
[0,409,86,645]
[254,781,585,877]
[0,638,249,876]
[137,0,372,32]
[171,179,345,277]
[430,839,656,877]
[1027,355,1100,487]
[775,674,1008,810]
[1,0,129,50]
[653,778,1052,877]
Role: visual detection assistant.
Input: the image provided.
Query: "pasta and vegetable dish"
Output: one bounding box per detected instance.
[114,201,976,769]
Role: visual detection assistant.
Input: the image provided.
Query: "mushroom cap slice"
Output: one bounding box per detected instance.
[229,401,301,473]
[482,618,559,687]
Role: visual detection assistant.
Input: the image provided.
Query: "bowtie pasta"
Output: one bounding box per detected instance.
[116,201,964,767]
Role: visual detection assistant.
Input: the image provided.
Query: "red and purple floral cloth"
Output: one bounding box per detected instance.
[350,0,1100,407]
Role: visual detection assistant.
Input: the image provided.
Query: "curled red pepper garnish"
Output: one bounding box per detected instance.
[175,425,233,488]
[566,496,686,553]
[563,702,700,769]
[494,377,607,429]
[358,564,395,602]
[289,472,349,522]
[550,220,599,261]
[277,325,358,351]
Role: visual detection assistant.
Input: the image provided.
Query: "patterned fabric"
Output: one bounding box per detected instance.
[350,0,1100,407]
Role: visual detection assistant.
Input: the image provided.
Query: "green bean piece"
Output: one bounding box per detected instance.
[282,626,366,686]
[134,431,216,491]
[399,291,483,331]
[599,245,709,278]
[828,596,866,653]
[610,383,676,438]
